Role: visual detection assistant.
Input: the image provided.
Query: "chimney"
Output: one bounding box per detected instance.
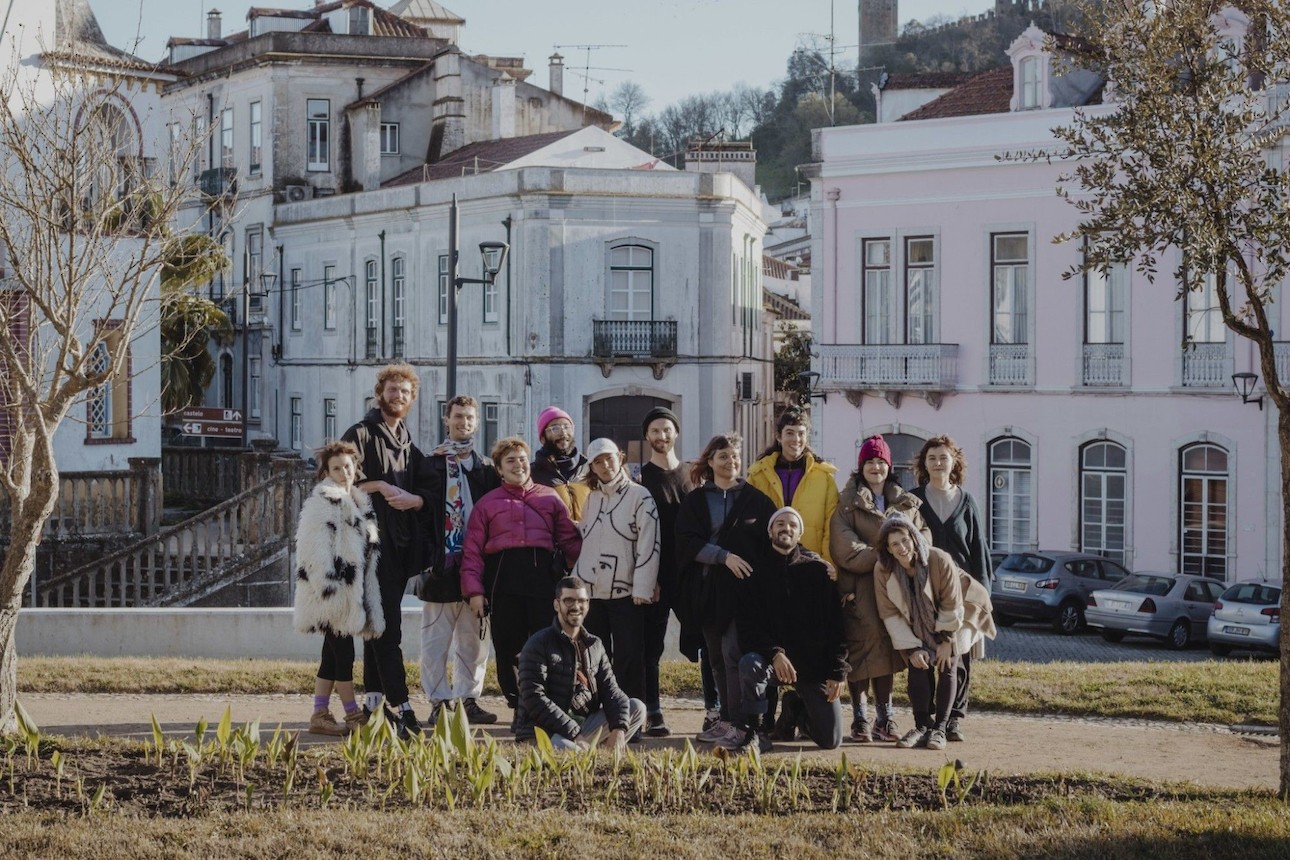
[492,73,516,140]
[207,9,222,40]
[548,53,564,97]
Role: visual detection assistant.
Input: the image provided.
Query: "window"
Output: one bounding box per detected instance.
[213,231,233,302]
[483,402,500,455]
[609,244,653,320]
[991,233,1029,345]
[392,257,406,357]
[307,99,330,171]
[862,239,896,344]
[1186,273,1225,344]
[349,5,370,33]
[168,121,182,186]
[249,356,262,419]
[86,342,112,439]
[1180,443,1228,578]
[220,107,234,170]
[483,255,499,324]
[365,259,379,359]
[323,264,337,330]
[988,437,1033,552]
[905,237,936,344]
[249,101,262,174]
[380,122,400,155]
[290,268,302,331]
[220,353,234,408]
[192,115,206,183]
[290,397,303,451]
[1085,254,1126,345]
[438,253,450,324]
[1019,56,1040,109]
[1080,441,1127,563]
[246,227,264,314]
[323,398,337,441]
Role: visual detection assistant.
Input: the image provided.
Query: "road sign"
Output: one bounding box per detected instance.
[177,406,244,438]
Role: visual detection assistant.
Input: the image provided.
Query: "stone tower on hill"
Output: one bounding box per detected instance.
[859,0,898,68]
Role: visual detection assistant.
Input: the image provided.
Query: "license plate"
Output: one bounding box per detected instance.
[1105,599,1131,610]
[1002,579,1026,593]
[1223,626,1250,636]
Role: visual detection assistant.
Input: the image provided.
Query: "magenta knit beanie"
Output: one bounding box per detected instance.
[537,406,573,439]
[857,434,892,469]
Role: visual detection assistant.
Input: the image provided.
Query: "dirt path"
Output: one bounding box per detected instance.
[20,692,1279,791]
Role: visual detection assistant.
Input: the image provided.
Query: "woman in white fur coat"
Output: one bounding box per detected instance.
[293,440,384,735]
[873,511,995,752]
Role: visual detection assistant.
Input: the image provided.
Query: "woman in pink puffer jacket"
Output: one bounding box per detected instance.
[461,436,582,717]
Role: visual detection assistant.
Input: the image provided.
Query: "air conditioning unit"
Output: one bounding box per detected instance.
[737,372,755,401]
[284,184,308,203]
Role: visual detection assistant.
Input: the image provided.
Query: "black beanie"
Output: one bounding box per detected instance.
[641,406,680,436]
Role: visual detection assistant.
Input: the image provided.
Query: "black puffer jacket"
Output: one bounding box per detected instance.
[516,621,630,742]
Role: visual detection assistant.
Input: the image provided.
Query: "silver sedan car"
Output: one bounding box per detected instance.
[1207,582,1281,657]
[1085,573,1225,650]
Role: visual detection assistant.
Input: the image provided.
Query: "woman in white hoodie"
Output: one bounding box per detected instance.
[573,438,661,705]
[293,440,385,735]
[873,512,995,752]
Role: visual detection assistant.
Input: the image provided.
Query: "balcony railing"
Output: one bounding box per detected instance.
[592,320,678,359]
[1082,343,1126,386]
[989,344,1031,386]
[198,167,237,198]
[817,343,958,389]
[1181,343,1228,387]
[391,325,405,359]
[365,326,379,360]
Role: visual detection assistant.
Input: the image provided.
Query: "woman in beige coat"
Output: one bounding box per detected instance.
[874,512,995,751]
[829,435,929,743]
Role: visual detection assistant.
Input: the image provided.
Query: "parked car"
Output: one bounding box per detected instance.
[1085,573,1225,649]
[990,551,1130,634]
[1207,582,1281,657]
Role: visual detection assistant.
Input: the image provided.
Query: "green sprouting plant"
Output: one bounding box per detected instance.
[318,765,334,808]
[265,725,285,769]
[937,758,984,809]
[243,782,254,812]
[86,782,108,817]
[214,706,233,766]
[832,752,853,812]
[50,750,65,798]
[149,715,166,766]
[14,700,40,767]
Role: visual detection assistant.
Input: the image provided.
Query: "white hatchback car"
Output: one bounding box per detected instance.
[1207,582,1281,657]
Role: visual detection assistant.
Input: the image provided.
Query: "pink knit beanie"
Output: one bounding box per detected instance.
[537,406,573,439]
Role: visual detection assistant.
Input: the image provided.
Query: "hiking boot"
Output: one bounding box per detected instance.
[390,706,423,740]
[925,728,948,751]
[696,719,733,744]
[464,698,499,725]
[343,709,368,732]
[308,708,347,737]
[945,718,965,742]
[645,712,671,738]
[850,716,872,743]
[871,718,900,743]
[701,708,721,734]
[896,726,929,749]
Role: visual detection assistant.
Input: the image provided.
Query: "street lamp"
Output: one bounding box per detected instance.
[1232,371,1263,411]
[446,193,509,401]
[797,370,828,403]
[242,271,277,447]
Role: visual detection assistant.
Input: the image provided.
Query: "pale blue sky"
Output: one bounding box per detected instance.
[96,0,985,109]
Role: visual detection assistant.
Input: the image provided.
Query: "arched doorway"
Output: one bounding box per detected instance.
[588,394,674,477]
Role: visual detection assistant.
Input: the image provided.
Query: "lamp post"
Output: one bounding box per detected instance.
[446,193,509,401]
[1232,371,1263,411]
[241,271,277,447]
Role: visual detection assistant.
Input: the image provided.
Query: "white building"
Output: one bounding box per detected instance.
[806,24,1285,580]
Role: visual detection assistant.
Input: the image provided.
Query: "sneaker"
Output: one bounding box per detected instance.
[464,698,499,725]
[850,716,872,743]
[645,712,671,738]
[308,708,347,736]
[770,709,799,741]
[712,723,751,751]
[701,708,721,734]
[391,707,423,740]
[343,709,368,731]
[896,726,929,749]
[871,718,900,743]
[946,718,965,742]
[925,728,948,751]
[697,719,733,744]
[628,728,644,744]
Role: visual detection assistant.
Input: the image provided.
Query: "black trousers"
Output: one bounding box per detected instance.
[363,566,410,706]
[318,631,355,683]
[489,591,554,708]
[641,596,673,713]
[951,652,972,719]
[585,596,647,703]
[907,656,959,731]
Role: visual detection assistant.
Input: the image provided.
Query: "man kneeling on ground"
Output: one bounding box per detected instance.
[725,506,848,752]
[516,577,646,751]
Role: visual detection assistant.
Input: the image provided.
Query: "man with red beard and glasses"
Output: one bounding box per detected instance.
[343,363,430,739]
[530,406,590,523]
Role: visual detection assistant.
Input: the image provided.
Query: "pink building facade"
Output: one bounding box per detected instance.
[806,37,1286,582]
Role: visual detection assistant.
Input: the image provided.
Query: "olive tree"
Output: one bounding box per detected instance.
[1044,0,1290,797]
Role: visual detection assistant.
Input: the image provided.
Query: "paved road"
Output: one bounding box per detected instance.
[985,622,1226,663]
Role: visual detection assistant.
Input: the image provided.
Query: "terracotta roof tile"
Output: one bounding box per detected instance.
[881,71,977,91]
[383,129,581,187]
[898,66,1014,121]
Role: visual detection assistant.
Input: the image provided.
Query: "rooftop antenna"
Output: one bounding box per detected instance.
[799,0,858,125]
[553,43,629,117]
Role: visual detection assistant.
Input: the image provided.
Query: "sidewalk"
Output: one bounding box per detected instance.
[20,692,1279,791]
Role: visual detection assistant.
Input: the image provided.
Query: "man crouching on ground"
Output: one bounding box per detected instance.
[516,577,646,751]
[727,506,848,753]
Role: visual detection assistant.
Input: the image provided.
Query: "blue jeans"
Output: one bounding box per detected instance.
[549,698,647,750]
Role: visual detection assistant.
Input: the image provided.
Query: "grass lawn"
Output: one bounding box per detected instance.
[18,656,1279,725]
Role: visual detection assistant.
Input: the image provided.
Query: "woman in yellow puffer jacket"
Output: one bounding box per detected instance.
[745,407,838,563]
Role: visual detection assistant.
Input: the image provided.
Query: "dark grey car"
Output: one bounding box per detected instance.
[990,551,1130,634]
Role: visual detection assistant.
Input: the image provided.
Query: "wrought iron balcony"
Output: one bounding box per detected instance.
[391,325,405,359]
[365,326,379,360]
[1082,343,1126,386]
[1181,343,1228,388]
[989,344,1031,386]
[817,343,958,390]
[591,319,678,379]
[198,167,237,198]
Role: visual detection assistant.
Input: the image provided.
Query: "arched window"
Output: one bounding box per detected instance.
[1179,443,1228,578]
[988,437,1033,552]
[1080,441,1127,562]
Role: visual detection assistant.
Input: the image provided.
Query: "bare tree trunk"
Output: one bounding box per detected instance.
[1280,408,1290,800]
[0,601,18,734]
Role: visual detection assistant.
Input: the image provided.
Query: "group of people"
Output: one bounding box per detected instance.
[290,362,995,754]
